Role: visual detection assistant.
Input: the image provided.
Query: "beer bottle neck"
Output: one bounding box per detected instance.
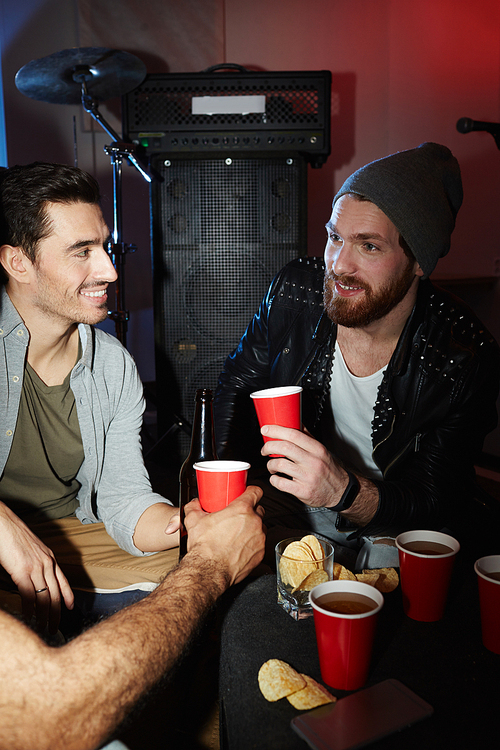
[189,399,217,461]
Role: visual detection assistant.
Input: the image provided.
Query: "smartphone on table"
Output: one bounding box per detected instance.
[291,679,433,750]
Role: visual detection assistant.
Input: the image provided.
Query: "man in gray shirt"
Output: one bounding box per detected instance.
[0,162,181,633]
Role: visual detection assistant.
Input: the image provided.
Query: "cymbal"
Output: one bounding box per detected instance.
[15,47,147,104]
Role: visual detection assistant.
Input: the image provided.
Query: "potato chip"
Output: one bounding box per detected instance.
[292,568,329,593]
[355,571,380,587]
[283,540,317,561]
[280,538,324,588]
[280,558,318,589]
[365,567,399,593]
[332,562,341,579]
[258,659,306,702]
[287,674,336,710]
[278,557,290,586]
[300,534,325,561]
[333,562,356,581]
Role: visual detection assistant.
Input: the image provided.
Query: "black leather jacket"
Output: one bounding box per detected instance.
[215,257,500,537]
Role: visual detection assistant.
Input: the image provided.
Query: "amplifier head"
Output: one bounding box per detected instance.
[123,68,331,168]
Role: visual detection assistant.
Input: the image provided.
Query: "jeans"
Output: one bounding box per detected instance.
[260,487,399,571]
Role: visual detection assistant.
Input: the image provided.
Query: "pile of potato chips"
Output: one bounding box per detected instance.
[333,562,399,593]
[279,535,330,593]
[258,658,335,710]
[279,535,399,594]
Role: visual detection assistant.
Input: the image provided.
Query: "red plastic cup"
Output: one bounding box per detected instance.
[194,460,250,512]
[396,530,460,622]
[250,386,302,456]
[310,580,384,691]
[474,555,500,654]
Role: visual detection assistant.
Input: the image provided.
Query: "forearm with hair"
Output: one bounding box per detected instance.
[340,475,380,526]
[0,554,229,750]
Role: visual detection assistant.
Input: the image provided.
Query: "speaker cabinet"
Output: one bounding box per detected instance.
[150,152,308,458]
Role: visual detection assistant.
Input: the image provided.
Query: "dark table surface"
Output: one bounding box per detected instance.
[219,551,499,749]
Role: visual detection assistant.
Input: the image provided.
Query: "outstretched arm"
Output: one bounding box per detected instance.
[0,486,264,750]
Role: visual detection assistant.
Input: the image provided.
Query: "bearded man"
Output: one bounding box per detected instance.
[214,142,500,569]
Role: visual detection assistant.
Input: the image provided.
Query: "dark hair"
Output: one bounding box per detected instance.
[0,162,100,281]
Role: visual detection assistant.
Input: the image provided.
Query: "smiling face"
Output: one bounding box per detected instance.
[29,201,117,328]
[323,195,422,329]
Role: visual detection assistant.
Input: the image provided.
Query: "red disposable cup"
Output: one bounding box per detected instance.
[396,530,460,622]
[250,385,302,431]
[474,555,500,654]
[194,460,250,512]
[250,386,302,456]
[310,580,384,691]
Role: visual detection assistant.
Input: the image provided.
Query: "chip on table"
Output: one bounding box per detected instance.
[258,659,336,710]
[258,659,306,702]
[332,562,399,593]
[287,674,336,710]
[364,567,399,593]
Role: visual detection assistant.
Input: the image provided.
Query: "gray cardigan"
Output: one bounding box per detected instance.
[0,287,172,556]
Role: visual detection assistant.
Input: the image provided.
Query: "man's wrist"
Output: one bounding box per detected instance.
[334,470,360,512]
[181,550,232,594]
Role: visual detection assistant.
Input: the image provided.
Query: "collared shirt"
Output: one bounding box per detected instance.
[0,286,172,556]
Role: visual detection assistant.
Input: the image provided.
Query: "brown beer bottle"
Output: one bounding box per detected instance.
[178,388,218,559]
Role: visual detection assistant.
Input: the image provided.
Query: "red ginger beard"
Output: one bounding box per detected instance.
[323,257,417,328]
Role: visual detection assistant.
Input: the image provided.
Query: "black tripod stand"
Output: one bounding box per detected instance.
[76,74,153,347]
[15,47,155,347]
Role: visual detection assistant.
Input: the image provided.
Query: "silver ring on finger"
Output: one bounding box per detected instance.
[35,587,48,594]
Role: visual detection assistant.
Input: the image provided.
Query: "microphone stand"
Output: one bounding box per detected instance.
[456,117,500,151]
[74,70,152,347]
[70,67,187,458]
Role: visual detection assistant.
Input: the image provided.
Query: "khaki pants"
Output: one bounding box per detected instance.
[0,517,180,614]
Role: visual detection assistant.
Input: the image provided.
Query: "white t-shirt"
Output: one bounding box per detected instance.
[329,345,386,480]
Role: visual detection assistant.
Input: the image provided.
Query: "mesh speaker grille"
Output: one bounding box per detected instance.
[132,87,321,129]
[151,154,307,459]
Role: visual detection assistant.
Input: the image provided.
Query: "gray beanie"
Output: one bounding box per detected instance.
[333,142,463,278]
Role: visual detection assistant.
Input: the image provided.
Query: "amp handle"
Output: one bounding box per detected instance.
[201,63,250,74]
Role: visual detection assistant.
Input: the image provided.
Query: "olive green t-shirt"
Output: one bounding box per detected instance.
[0,357,84,522]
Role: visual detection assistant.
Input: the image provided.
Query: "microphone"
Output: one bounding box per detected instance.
[456,117,500,136]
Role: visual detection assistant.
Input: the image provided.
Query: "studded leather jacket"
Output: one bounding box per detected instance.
[215,257,500,537]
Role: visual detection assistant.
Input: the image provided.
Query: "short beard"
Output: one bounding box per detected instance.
[33,274,110,326]
[323,259,416,328]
